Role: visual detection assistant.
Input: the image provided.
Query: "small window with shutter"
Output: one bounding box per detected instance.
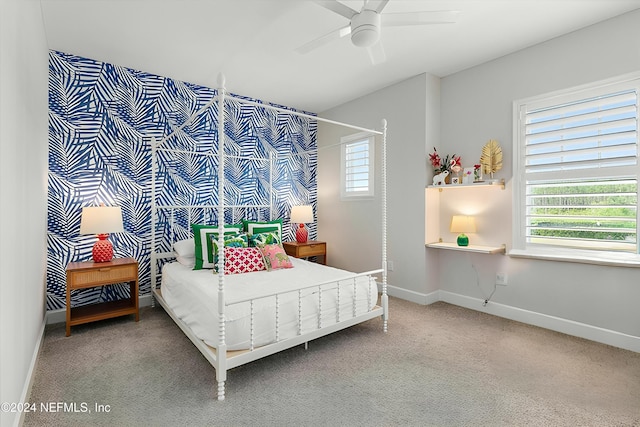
[341,133,375,200]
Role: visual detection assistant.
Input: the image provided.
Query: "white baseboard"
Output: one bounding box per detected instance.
[46,289,639,353]
[139,294,153,308]
[46,294,155,325]
[378,284,639,353]
[382,283,439,305]
[15,318,46,427]
[439,290,640,353]
[46,308,65,325]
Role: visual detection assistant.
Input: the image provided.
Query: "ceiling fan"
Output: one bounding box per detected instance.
[296,0,459,65]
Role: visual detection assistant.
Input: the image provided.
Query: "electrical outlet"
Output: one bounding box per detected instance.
[387,260,394,271]
[496,272,508,286]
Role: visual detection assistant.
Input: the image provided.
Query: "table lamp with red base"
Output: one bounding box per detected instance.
[80,205,124,262]
[290,205,314,243]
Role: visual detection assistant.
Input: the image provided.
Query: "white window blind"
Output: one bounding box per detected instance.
[525,90,637,175]
[341,133,374,199]
[514,75,640,256]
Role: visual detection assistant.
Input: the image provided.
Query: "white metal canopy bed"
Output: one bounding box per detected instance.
[150,74,388,401]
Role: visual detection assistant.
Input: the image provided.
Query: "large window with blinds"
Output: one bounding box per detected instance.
[340,132,375,199]
[513,74,639,261]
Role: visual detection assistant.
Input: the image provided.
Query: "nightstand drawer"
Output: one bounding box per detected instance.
[69,264,137,288]
[297,242,326,257]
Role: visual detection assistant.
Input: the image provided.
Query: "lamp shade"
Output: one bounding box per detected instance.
[290,205,313,224]
[80,206,124,234]
[450,215,476,247]
[450,215,476,234]
[80,206,124,263]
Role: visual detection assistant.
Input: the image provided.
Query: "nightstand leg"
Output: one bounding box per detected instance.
[131,280,139,322]
[65,285,71,337]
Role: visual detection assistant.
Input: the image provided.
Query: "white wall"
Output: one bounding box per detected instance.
[318,73,438,300]
[319,10,640,352]
[0,1,49,426]
[438,9,640,350]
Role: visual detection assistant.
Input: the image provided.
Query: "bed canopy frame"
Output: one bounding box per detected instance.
[150,74,388,400]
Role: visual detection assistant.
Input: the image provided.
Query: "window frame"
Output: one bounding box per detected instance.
[512,72,640,266]
[340,132,375,200]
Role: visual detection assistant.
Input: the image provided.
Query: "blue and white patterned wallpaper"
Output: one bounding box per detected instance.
[48,50,317,311]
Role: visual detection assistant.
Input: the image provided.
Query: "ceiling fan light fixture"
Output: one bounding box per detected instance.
[350,10,381,48]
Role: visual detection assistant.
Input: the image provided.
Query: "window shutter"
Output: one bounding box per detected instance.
[524,89,637,177]
[517,78,639,254]
[345,139,371,194]
[341,134,374,199]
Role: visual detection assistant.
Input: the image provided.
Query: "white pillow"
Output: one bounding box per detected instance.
[175,255,196,268]
[173,238,195,258]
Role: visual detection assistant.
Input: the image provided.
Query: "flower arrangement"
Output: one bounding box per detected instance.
[473,164,481,182]
[429,147,461,175]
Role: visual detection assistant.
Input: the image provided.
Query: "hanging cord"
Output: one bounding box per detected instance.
[469,256,497,306]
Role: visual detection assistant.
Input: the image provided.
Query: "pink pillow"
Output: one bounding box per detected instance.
[223,247,266,275]
[260,244,294,271]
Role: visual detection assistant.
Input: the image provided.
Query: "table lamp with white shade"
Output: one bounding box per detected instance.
[290,205,314,243]
[450,215,476,247]
[80,205,124,262]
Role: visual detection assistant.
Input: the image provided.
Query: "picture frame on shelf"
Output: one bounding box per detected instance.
[462,167,474,184]
[473,165,483,182]
[451,176,460,184]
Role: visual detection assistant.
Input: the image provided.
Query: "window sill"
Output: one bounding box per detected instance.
[340,195,375,202]
[508,248,640,268]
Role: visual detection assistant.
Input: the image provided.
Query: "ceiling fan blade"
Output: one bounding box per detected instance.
[367,40,386,65]
[313,0,358,19]
[295,25,351,55]
[364,0,389,14]
[382,10,460,27]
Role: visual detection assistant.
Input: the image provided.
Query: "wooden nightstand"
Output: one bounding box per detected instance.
[65,257,139,336]
[282,241,327,265]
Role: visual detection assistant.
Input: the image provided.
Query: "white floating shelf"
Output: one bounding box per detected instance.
[426,242,506,254]
[427,179,505,190]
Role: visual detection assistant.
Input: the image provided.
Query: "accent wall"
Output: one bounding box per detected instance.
[47,51,317,312]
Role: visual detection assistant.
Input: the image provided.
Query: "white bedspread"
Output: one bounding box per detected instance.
[161,258,379,350]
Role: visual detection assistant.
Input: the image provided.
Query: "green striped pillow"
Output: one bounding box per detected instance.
[242,219,283,238]
[191,223,243,270]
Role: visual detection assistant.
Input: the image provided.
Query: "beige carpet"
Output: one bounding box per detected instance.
[24,298,640,426]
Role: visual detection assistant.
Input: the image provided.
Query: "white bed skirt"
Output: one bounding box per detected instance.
[161,258,379,350]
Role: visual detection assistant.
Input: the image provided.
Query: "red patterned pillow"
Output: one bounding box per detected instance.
[224,247,266,275]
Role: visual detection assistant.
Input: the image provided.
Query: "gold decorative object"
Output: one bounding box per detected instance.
[480,139,503,179]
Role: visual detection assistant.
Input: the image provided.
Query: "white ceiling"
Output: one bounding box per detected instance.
[41,0,640,113]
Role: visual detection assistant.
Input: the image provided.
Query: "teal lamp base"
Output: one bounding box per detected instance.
[456,233,469,246]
